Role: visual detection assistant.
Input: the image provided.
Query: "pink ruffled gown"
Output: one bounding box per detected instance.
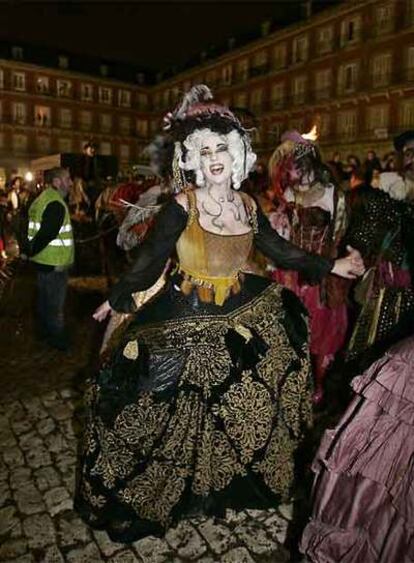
[301,335,414,562]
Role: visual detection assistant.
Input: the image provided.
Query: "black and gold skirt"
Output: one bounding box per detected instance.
[75,274,312,542]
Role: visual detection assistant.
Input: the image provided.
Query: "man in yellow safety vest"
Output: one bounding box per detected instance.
[24,167,74,351]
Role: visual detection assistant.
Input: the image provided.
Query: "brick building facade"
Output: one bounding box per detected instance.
[1,0,414,181]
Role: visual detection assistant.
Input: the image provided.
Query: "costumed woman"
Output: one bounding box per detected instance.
[301,335,414,562]
[75,86,363,542]
[346,129,414,368]
[265,130,350,403]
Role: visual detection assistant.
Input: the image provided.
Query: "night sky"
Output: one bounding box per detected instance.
[1,1,342,73]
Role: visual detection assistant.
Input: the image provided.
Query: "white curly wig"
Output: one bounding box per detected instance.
[178,128,256,190]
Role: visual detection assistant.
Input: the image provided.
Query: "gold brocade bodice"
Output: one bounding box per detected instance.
[175,189,254,305]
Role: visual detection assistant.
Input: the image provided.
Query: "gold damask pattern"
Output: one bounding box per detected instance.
[218,373,273,465]
[79,283,312,530]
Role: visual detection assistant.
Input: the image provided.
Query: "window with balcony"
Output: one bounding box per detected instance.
[406,46,414,81]
[136,119,148,138]
[250,88,263,112]
[35,76,48,94]
[81,84,93,102]
[340,15,362,46]
[236,59,249,82]
[101,114,112,133]
[0,69,3,89]
[400,98,414,127]
[57,80,72,98]
[12,102,26,125]
[221,65,233,86]
[292,75,307,104]
[272,43,287,70]
[119,116,131,134]
[58,55,69,69]
[375,2,394,35]
[59,138,72,153]
[12,72,26,91]
[118,90,131,108]
[251,50,268,76]
[137,93,148,110]
[372,53,392,87]
[100,141,112,155]
[34,106,51,127]
[319,114,331,138]
[271,83,285,109]
[367,104,389,137]
[338,62,359,94]
[13,134,28,153]
[120,144,130,161]
[292,34,309,64]
[99,87,112,105]
[80,110,92,131]
[317,26,333,55]
[337,109,357,138]
[60,108,72,129]
[36,135,51,153]
[314,69,332,100]
[269,122,283,144]
[235,92,247,108]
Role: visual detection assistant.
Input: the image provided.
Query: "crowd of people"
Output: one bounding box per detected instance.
[2,84,414,561]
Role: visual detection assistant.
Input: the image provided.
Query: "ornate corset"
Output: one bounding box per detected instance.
[291,206,332,258]
[175,189,254,305]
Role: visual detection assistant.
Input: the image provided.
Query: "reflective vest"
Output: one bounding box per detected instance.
[28,187,74,267]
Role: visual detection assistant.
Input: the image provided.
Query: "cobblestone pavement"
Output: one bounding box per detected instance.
[0,271,297,562]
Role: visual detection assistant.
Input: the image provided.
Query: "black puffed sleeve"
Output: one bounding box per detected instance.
[254,203,333,284]
[109,200,187,312]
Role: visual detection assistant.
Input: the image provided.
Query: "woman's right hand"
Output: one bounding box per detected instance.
[93,300,113,322]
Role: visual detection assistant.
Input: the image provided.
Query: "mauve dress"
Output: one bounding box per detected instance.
[301,335,414,562]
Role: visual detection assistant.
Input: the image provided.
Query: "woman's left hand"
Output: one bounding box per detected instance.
[331,246,365,279]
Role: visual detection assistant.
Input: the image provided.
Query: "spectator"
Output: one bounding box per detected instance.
[363,149,382,184]
[23,167,74,351]
[327,151,344,184]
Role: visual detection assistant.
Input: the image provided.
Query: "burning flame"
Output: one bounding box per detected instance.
[301,124,318,142]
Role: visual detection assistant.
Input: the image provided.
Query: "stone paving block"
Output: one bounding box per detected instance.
[55,449,76,475]
[223,509,248,527]
[134,535,175,562]
[221,547,256,562]
[93,529,125,557]
[0,423,18,448]
[8,401,26,421]
[0,506,19,535]
[3,446,25,468]
[0,457,9,481]
[48,403,73,422]
[66,542,103,562]
[43,486,72,516]
[235,520,280,556]
[166,521,208,560]
[244,509,272,521]
[58,419,76,440]
[19,431,43,452]
[44,431,69,455]
[57,514,91,547]
[60,388,78,399]
[14,483,45,516]
[278,503,293,522]
[21,397,48,421]
[41,391,61,409]
[61,468,76,493]
[25,446,52,469]
[197,519,237,555]
[107,549,142,562]
[9,467,32,491]
[0,537,28,560]
[23,513,55,549]
[264,512,289,545]
[11,418,33,436]
[8,555,33,563]
[36,418,56,437]
[42,545,65,563]
[0,480,12,506]
[33,466,62,492]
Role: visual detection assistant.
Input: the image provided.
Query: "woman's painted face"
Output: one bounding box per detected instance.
[199,132,233,186]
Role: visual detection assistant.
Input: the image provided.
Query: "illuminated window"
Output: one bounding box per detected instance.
[12,72,26,91]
